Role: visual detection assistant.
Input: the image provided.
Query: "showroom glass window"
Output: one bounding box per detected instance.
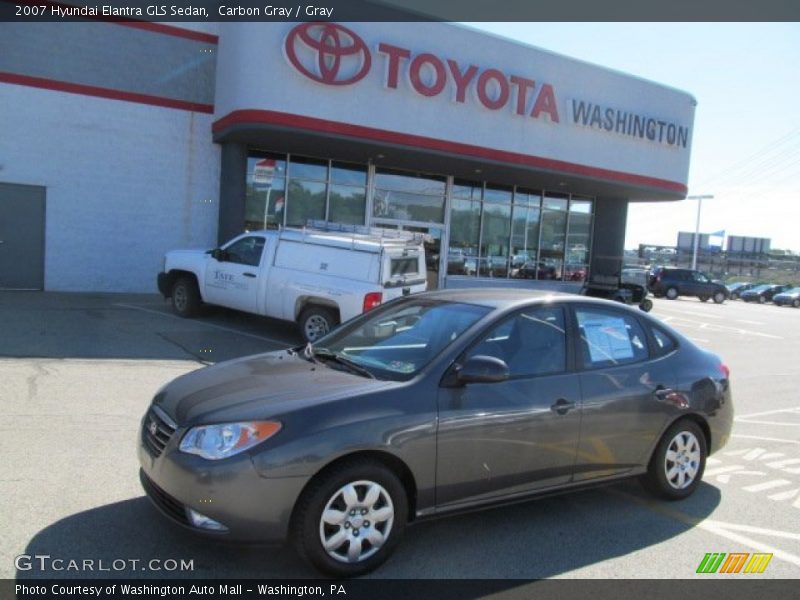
[373,168,446,223]
[510,188,543,279]
[245,153,368,230]
[448,180,482,276]
[540,194,569,281]
[478,185,513,277]
[245,153,287,230]
[565,197,592,282]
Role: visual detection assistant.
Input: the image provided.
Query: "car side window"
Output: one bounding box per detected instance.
[466,306,567,377]
[224,236,265,267]
[649,324,676,355]
[693,272,709,283]
[576,307,649,369]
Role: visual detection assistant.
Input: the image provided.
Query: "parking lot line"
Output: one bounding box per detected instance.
[732,434,800,445]
[736,407,800,419]
[114,303,294,347]
[659,315,782,339]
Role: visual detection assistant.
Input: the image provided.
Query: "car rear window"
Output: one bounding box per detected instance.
[390,256,419,277]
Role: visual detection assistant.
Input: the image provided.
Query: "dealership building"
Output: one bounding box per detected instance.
[0,20,695,292]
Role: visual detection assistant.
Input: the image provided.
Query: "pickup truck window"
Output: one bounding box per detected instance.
[225,236,265,267]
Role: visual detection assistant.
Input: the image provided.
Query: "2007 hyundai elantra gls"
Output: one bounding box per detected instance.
[138,289,732,576]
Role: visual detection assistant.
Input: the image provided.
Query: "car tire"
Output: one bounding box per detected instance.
[730,293,739,300]
[698,295,709,302]
[639,298,654,312]
[665,287,679,300]
[292,460,408,577]
[171,276,202,317]
[299,306,338,343]
[712,291,726,304]
[793,299,800,308]
[758,295,766,304]
[641,419,707,501]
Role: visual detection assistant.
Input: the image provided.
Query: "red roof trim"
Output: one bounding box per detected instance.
[213,109,688,194]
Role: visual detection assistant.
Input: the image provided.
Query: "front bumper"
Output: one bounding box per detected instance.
[137,414,309,543]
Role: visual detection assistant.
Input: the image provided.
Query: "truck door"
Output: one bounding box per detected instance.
[204,236,265,314]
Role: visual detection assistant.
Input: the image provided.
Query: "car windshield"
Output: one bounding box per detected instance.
[783,287,800,294]
[750,285,771,292]
[312,299,491,381]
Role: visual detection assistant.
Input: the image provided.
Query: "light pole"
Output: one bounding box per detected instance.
[688,194,714,270]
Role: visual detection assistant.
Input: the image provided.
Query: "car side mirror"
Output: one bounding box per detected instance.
[456,355,510,385]
[210,248,225,261]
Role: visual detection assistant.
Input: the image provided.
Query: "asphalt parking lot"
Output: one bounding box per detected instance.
[1,291,799,580]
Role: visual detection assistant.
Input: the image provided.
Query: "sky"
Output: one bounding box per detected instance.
[470,23,800,252]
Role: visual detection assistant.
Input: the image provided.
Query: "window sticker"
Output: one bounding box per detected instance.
[581,315,634,363]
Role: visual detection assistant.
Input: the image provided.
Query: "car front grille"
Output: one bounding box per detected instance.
[139,470,190,527]
[142,406,177,458]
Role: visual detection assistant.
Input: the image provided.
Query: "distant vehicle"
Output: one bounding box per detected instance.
[157,226,427,342]
[725,282,755,300]
[770,287,800,308]
[739,284,790,304]
[648,267,728,303]
[515,261,557,280]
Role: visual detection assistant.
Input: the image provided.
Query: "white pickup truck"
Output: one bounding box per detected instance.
[157,226,428,341]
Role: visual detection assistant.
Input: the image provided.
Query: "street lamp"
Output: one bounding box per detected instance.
[688,194,714,270]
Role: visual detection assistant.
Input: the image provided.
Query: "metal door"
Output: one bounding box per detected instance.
[0,183,46,290]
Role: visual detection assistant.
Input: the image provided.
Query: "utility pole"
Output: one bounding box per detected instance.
[688,194,714,270]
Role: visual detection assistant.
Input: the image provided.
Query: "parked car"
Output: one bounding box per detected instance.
[514,261,557,280]
[157,226,427,342]
[739,284,790,304]
[771,287,800,308]
[725,282,755,300]
[139,289,732,576]
[648,267,728,303]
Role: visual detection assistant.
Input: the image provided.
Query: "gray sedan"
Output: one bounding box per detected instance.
[138,289,733,576]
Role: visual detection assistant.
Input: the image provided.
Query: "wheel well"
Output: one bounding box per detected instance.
[293,450,419,524]
[163,270,198,298]
[667,414,712,453]
[295,297,341,323]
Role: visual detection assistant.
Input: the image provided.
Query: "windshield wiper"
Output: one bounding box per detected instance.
[307,346,376,379]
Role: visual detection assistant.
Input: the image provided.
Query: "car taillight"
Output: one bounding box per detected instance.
[363,292,382,312]
[719,363,730,379]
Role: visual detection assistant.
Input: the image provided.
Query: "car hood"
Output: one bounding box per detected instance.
[166,248,210,260]
[152,350,398,426]
[775,291,799,299]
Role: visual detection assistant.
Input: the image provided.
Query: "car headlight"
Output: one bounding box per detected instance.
[179,421,281,460]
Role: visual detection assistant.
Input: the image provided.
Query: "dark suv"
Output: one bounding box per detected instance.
[649,267,728,303]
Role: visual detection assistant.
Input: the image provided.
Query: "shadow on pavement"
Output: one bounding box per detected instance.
[0,291,302,363]
[18,479,721,579]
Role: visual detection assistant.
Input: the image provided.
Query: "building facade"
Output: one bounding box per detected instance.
[0,21,695,292]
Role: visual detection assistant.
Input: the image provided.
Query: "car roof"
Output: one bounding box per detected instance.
[412,287,640,311]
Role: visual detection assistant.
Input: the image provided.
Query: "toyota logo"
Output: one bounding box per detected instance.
[284,23,371,86]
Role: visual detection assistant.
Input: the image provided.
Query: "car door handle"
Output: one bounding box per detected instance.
[243,272,257,278]
[654,386,673,401]
[550,398,576,415]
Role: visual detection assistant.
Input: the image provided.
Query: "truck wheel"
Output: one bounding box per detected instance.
[639,298,653,312]
[171,277,202,318]
[665,287,679,300]
[300,306,338,342]
[713,291,726,304]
